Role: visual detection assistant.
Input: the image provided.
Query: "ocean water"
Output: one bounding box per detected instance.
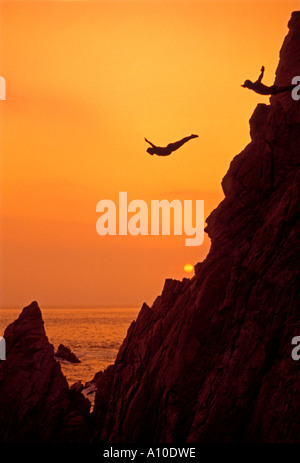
[0,307,140,386]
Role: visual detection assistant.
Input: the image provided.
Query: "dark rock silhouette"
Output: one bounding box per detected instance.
[91,12,300,443]
[0,302,91,443]
[55,343,81,363]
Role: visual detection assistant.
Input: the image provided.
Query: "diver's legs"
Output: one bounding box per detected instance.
[167,135,198,153]
[272,84,295,95]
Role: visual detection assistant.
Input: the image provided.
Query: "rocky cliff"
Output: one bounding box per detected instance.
[91,11,300,443]
[0,302,91,443]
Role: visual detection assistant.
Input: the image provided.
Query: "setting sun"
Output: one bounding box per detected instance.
[184,264,194,273]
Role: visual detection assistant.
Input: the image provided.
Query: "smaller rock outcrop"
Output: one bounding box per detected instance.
[0,301,90,443]
[55,343,81,363]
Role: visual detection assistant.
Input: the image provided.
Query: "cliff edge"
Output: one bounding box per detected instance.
[92,11,300,443]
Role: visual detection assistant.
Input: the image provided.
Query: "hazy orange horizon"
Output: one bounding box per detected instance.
[0,0,298,308]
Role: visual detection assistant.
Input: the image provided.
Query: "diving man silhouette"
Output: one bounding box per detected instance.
[242,66,296,95]
[145,134,198,156]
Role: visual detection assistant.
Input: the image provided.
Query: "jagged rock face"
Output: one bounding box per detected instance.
[0,302,90,443]
[92,12,300,443]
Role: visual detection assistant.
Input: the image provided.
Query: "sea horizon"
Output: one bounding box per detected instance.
[0,304,141,310]
[0,306,140,386]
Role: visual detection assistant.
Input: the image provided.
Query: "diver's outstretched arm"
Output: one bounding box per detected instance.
[257,66,265,83]
[144,137,156,148]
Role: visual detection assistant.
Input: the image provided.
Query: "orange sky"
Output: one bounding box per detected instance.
[0,0,298,308]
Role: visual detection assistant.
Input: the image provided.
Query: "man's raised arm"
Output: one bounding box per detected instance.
[144,137,156,148]
[257,65,265,83]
